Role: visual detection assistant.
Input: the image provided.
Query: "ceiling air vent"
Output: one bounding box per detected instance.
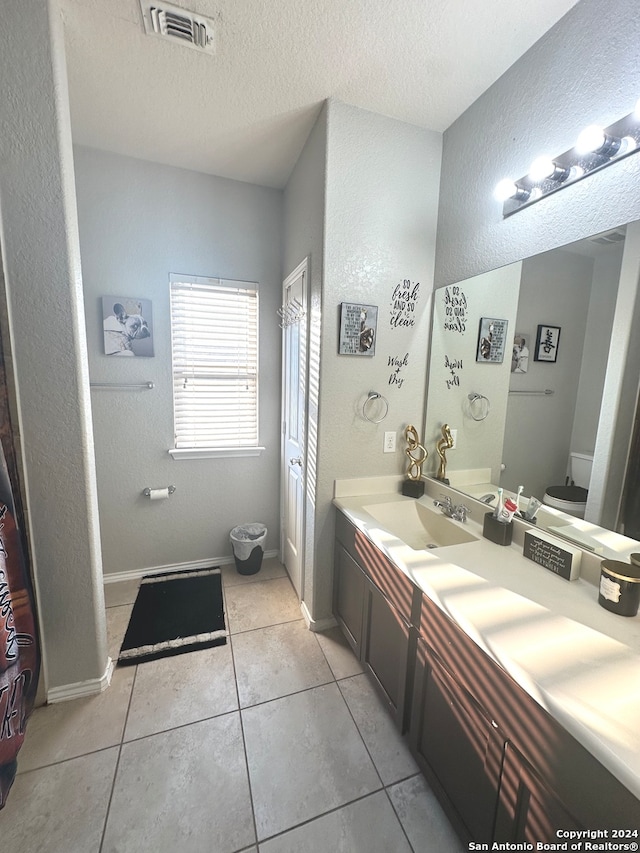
[588,228,626,246]
[139,1,215,54]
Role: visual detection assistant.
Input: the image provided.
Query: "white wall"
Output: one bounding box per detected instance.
[570,247,623,454]
[502,249,594,499]
[308,100,442,623]
[74,147,283,575]
[426,264,522,484]
[435,0,640,531]
[0,1,107,693]
[436,0,640,287]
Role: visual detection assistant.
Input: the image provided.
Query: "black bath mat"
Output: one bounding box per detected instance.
[118,567,227,665]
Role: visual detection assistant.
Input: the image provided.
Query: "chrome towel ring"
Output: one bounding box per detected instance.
[362,391,389,423]
[468,392,490,421]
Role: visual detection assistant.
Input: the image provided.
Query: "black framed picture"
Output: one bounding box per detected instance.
[338,302,378,355]
[534,324,561,363]
[476,317,508,363]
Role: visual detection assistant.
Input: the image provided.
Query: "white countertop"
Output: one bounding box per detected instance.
[333,478,640,800]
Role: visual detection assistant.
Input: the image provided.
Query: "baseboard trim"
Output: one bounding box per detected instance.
[47,657,114,704]
[301,600,338,633]
[103,550,280,585]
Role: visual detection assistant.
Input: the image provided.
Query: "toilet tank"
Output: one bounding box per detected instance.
[569,452,594,489]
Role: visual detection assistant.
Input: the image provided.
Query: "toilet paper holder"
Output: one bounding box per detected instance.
[143,485,176,497]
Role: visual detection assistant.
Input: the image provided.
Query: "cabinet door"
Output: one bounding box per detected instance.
[363,581,411,730]
[495,743,582,842]
[409,638,505,844]
[334,543,366,657]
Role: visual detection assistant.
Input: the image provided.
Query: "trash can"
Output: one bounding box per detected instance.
[230,523,267,575]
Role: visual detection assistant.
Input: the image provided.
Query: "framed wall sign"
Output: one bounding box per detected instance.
[476,317,508,363]
[338,302,378,355]
[534,324,561,363]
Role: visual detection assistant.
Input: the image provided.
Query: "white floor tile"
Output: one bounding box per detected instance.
[2,748,118,853]
[259,790,412,852]
[242,683,381,840]
[124,643,238,740]
[338,673,419,785]
[232,620,333,707]
[388,773,465,852]
[103,713,255,853]
[17,666,134,772]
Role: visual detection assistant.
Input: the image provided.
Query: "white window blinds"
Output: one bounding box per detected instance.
[170,276,259,449]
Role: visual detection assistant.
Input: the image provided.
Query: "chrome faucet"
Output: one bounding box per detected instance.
[433,495,471,523]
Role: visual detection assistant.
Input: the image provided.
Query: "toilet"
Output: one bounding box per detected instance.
[543,452,593,518]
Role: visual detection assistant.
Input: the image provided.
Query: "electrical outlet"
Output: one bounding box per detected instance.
[383,431,396,453]
[450,429,458,449]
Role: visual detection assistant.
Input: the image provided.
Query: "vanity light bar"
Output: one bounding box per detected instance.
[495,99,640,217]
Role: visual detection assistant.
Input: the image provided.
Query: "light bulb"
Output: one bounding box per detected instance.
[529,157,555,182]
[493,179,518,202]
[576,124,606,155]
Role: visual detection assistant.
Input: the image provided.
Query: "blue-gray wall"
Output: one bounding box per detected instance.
[74,147,283,576]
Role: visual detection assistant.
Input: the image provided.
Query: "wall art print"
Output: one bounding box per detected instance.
[511,332,530,373]
[534,324,561,363]
[390,279,420,329]
[476,317,508,363]
[338,303,377,355]
[102,296,154,357]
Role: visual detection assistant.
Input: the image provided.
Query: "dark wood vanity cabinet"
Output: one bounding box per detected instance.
[334,544,366,658]
[410,637,505,843]
[494,743,583,842]
[362,579,412,728]
[333,511,640,843]
[334,512,416,730]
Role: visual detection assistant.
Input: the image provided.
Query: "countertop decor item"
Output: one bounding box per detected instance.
[435,423,454,484]
[598,558,640,617]
[402,424,427,497]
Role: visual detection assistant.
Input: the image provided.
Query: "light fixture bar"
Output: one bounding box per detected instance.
[498,106,640,217]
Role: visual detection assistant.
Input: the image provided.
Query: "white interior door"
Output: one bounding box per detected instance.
[281,260,307,598]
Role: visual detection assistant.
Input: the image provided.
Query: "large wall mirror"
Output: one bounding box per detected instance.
[424,220,640,552]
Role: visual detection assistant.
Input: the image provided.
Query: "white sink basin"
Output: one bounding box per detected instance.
[362,499,479,550]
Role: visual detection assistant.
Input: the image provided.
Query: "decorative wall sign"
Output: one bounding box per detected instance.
[338,303,377,355]
[102,296,154,357]
[444,354,462,389]
[511,332,530,373]
[442,285,468,334]
[534,324,561,362]
[523,530,581,580]
[388,353,409,389]
[476,317,508,363]
[390,280,420,329]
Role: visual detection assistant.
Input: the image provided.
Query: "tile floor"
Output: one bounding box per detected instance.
[2,558,464,853]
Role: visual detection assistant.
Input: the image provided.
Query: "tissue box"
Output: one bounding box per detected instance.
[482,512,513,546]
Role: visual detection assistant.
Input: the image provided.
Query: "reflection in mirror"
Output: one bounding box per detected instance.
[424,223,640,552]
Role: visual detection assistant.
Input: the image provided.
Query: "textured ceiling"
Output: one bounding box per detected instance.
[59,0,580,188]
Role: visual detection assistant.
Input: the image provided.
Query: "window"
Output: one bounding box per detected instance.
[169,274,262,459]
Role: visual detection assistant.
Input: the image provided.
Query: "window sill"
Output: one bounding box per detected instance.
[168,446,265,460]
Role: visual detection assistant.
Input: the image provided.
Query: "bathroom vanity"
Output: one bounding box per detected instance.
[333,476,640,844]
